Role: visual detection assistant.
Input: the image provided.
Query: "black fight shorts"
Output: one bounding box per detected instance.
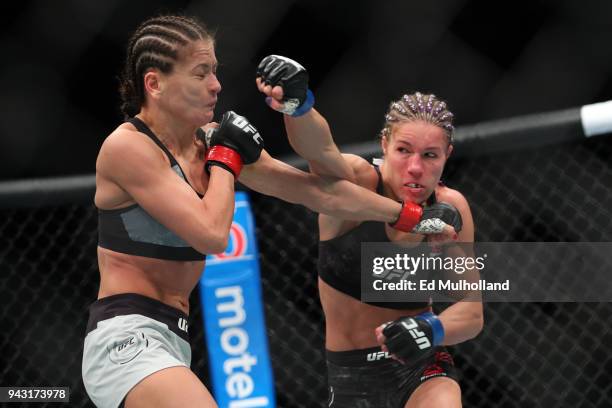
[326,346,459,408]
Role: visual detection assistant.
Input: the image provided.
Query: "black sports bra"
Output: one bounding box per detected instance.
[318,164,436,310]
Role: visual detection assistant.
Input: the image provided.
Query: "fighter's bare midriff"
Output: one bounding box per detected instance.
[97,247,204,314]
[319,278,429,351]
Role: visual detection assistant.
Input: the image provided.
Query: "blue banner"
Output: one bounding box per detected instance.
[199,192,276,408]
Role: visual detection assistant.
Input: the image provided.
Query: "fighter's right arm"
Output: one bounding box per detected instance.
[283,109,355,181]
[238,149,403,223]
[96,129,235,254]
[256,55,354,182]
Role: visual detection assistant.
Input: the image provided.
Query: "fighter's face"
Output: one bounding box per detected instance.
[381,120,452,204]
[156,40,221,126]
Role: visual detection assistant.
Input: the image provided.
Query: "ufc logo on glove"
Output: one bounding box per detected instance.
[401,319,432,350]
[231,117,263,145]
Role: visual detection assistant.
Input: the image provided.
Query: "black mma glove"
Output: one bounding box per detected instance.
[390,201,462,234]
[204,111,264,177]
[412,202,463,234]
[256,55,314,116]
[382,312,445,364]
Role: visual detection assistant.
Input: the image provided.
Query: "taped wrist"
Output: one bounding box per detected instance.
[205,146,242,178]
[291,89,315,116]
[412,218,447,234]
[415,312,445,346]
[389,201,423,232]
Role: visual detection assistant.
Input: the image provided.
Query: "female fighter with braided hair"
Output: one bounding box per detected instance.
[83,15,462,408]
[257,56,482,408]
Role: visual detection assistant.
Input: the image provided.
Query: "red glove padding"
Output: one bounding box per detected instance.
[205,145,243,178]
[389,201,423,232]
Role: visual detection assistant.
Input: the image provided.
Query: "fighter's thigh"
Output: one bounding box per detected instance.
[125,366,217,408]
[404,377,461,408]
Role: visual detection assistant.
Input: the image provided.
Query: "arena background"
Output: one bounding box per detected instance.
[1,0,612,407]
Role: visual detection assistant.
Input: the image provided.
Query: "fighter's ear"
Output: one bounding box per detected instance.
[143,69,164,100]
[381,133,389,156]
[446,143,453,159]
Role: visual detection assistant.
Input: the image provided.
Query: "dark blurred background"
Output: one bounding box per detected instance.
[1,0,612,181]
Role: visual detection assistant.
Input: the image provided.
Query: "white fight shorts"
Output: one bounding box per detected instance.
[82,293,192,408]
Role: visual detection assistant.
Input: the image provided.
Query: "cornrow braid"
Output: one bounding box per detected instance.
[380,92,455,144]
[118,15,212,120]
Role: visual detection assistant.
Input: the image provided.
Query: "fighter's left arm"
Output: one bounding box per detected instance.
[433,188,484,346]
[374,189,483,363]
